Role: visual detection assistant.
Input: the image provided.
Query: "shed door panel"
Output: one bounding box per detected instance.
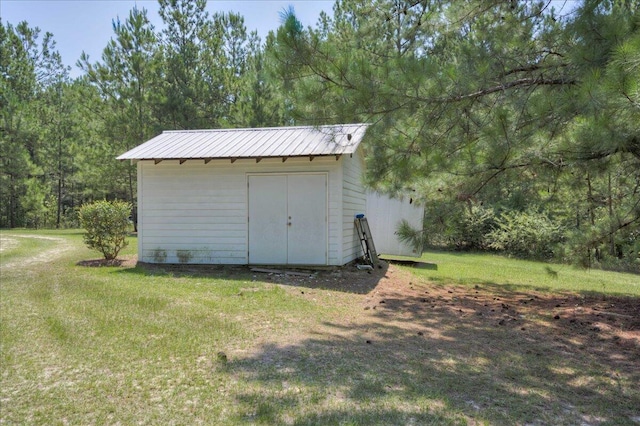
[248,175,287,264]
[248,174,327,265]
[287,174,327,264]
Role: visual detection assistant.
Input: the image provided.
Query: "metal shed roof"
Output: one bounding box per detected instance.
[117,123,368,162]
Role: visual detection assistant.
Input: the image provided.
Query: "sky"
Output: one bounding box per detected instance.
[0,0,334,77]
[1,0,578,79]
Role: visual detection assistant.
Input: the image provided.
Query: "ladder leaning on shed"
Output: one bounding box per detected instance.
[355,215,379,266]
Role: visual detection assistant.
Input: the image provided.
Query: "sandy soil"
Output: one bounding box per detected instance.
[1,234,73,269]
[0,236,19,252]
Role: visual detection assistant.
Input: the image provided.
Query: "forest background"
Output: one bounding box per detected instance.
[1,0,639,272]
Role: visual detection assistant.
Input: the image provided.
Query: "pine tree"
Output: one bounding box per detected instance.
[270,0,640,270]
[79,6,160,230]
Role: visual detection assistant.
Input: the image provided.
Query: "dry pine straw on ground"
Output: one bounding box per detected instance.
[259,262,639,381]
[364,265,639,346]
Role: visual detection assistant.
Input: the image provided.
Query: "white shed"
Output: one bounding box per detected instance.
[118,124,424,266]
[118,124,372,266]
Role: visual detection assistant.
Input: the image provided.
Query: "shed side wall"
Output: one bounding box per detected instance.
[365,191,425,257]
[341,148,367,264]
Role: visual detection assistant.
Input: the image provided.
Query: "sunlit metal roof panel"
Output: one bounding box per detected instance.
[117,124,369,160]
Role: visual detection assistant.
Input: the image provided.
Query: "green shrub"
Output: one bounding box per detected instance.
[421,201,496,250]
[563,227,640,273]
[454,204,496,250]
[488,210,563,259]
[79,200,131,260]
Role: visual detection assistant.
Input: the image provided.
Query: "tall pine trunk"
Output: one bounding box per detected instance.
[56,136,63,229]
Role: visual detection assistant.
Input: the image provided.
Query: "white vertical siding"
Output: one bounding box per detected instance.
[138,157,344,265]
[341,148,367,264]
[366,191,424,257]
[139,161,246,264]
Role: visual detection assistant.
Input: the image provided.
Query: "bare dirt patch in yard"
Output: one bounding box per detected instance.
[267,262,640,371]
[1,234,72,269]
[363,263,640,344]
[76,254,138,268]
[0,236,19,252]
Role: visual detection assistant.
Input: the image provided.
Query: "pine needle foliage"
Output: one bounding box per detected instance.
[269,0,640,271]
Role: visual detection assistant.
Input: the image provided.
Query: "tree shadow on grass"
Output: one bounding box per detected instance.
[225,281,640,425]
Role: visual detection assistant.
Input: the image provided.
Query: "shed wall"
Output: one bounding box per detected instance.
[365,191,424,257]
[137,157,349,265]
[341,149,367,264]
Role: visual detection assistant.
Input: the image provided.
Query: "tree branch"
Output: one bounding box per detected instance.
[437,76,576,103]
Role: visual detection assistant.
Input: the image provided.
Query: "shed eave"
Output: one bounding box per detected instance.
[118,153,350,162]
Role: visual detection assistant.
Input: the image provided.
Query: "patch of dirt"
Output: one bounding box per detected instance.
[233,261,639,392]
[76,255,138,268]
[1,234,73,269]
[0,236,19,252]
[366,264,640,349]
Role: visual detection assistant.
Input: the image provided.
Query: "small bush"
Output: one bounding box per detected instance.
[79,200,131,260]
[395,203,495,254]
[421,201,496,250]
[488,210,563,259]
[454,204,496,250]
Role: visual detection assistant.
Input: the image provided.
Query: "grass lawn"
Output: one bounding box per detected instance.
[1,230,638,425]
[390,250,640,296]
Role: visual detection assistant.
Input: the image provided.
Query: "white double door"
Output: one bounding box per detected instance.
[248,174,327,265]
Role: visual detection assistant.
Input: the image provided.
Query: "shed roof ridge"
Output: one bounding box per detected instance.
[162,123,368,134]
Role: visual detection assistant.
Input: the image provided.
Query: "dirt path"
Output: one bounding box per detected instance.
[0,236,19,253]
[0,234,73,270]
